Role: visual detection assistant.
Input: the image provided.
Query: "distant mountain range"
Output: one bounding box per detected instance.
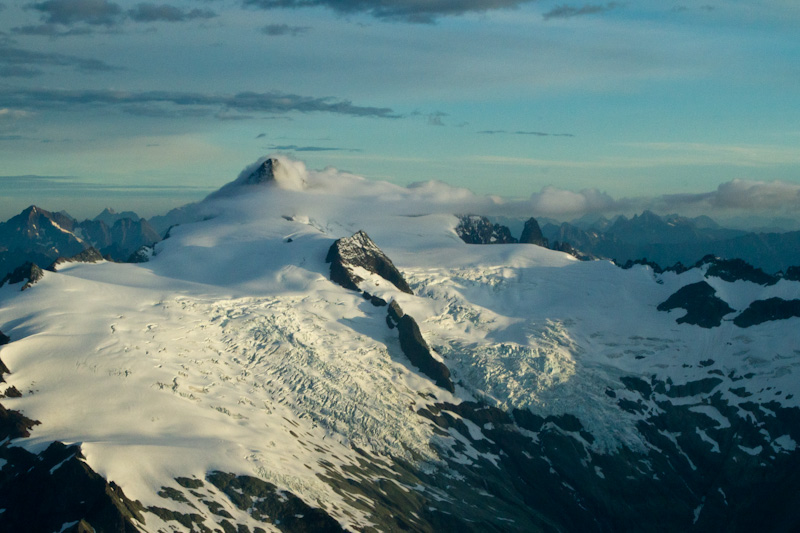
[0,206,161,279]
[532,210,800,274]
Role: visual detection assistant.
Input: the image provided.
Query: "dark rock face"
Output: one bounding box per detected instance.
[0,206,85,259]
[733,298,800,328]
[0,206,160,279]
[326,230,413,294]
[242,157,279,185]
[785,266,800,281]
[126,245,154,263]
[657,281,735,328]
[455,215,517,244]
[617,258,689,274]
[0,402,40,441]
[519,217,547,246]
[207,157,305,200]
[387,301,454,393]
[0,351,146,533]
[0,330,8,346]
[0,441,145,533]
[47,247,105,271]
[206,472,344,532]
[410,372,800,533]
[550,240,596,261]
[699,255,777,286]
[1,261,44,290]
[362,291,387,307]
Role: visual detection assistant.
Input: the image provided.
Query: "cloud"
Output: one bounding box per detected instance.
[261,23,310,36]
[477,129,574,137]
[528,186,620,216]
[0,174,212,194]
[427,111,447,126]
[543,2,620,20]
[127,3,217,22]
[658,179,800,211]
[0,87,398,118]
[243,0,537,23]
[268,144,360,152]
[29,0,124,26]
[12,24,94,36]
[0,108,32,120]
[0,43,120,76]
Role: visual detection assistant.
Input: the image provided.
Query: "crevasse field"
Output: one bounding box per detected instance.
[2,157,799,532]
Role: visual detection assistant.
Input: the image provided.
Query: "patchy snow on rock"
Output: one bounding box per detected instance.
[2,155,800,531]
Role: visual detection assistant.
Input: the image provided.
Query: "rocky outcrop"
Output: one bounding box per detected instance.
[455,215,517,244]
[209,157,307,199]
[243,157,280,185]
[657,281,735,328]
[126,245,155,263]
[699,255,778,286]
[387,301,454,393]
[1,261,44,291]
[550,241,596,261]
[0,441,145,533]
[206,472,344,532]
[47,247,105,271]
[519,217,548,246]
[326,230,413,294]
[733,298,800,328]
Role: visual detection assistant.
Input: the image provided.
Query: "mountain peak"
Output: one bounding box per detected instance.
[209,156,307,199]
[243,157,279,185]
[93,207,141,225]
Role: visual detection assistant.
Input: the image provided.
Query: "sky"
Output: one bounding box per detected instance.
[0,0,799,226]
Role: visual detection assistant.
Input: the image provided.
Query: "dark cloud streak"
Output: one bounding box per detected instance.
[12,24,94,36]
[0,43,120,76]
[0,87,398,118]
[30,0,124,26]
[478,129,574,137]
[543,2,620,20]
[127,3,217,23]
[0,174,213,193]
[243,0,537,23]
[267,144,360,152]
[261,23,310,36]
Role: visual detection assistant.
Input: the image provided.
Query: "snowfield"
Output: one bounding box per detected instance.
[1,156,799,532]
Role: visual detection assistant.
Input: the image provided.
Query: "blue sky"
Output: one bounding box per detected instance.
[1,0,799,224]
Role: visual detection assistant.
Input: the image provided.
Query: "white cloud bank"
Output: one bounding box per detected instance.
[205,156,800,227]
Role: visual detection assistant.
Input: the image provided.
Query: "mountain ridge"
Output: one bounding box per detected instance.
[1,157,799,531]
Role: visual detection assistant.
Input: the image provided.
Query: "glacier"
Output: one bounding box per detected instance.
[1,156,799,532]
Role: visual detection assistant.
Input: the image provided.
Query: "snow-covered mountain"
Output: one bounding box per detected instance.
[1,156,799,532]
[0,206,161,279]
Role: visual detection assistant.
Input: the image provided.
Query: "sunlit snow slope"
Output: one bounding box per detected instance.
[2,156,800,532]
